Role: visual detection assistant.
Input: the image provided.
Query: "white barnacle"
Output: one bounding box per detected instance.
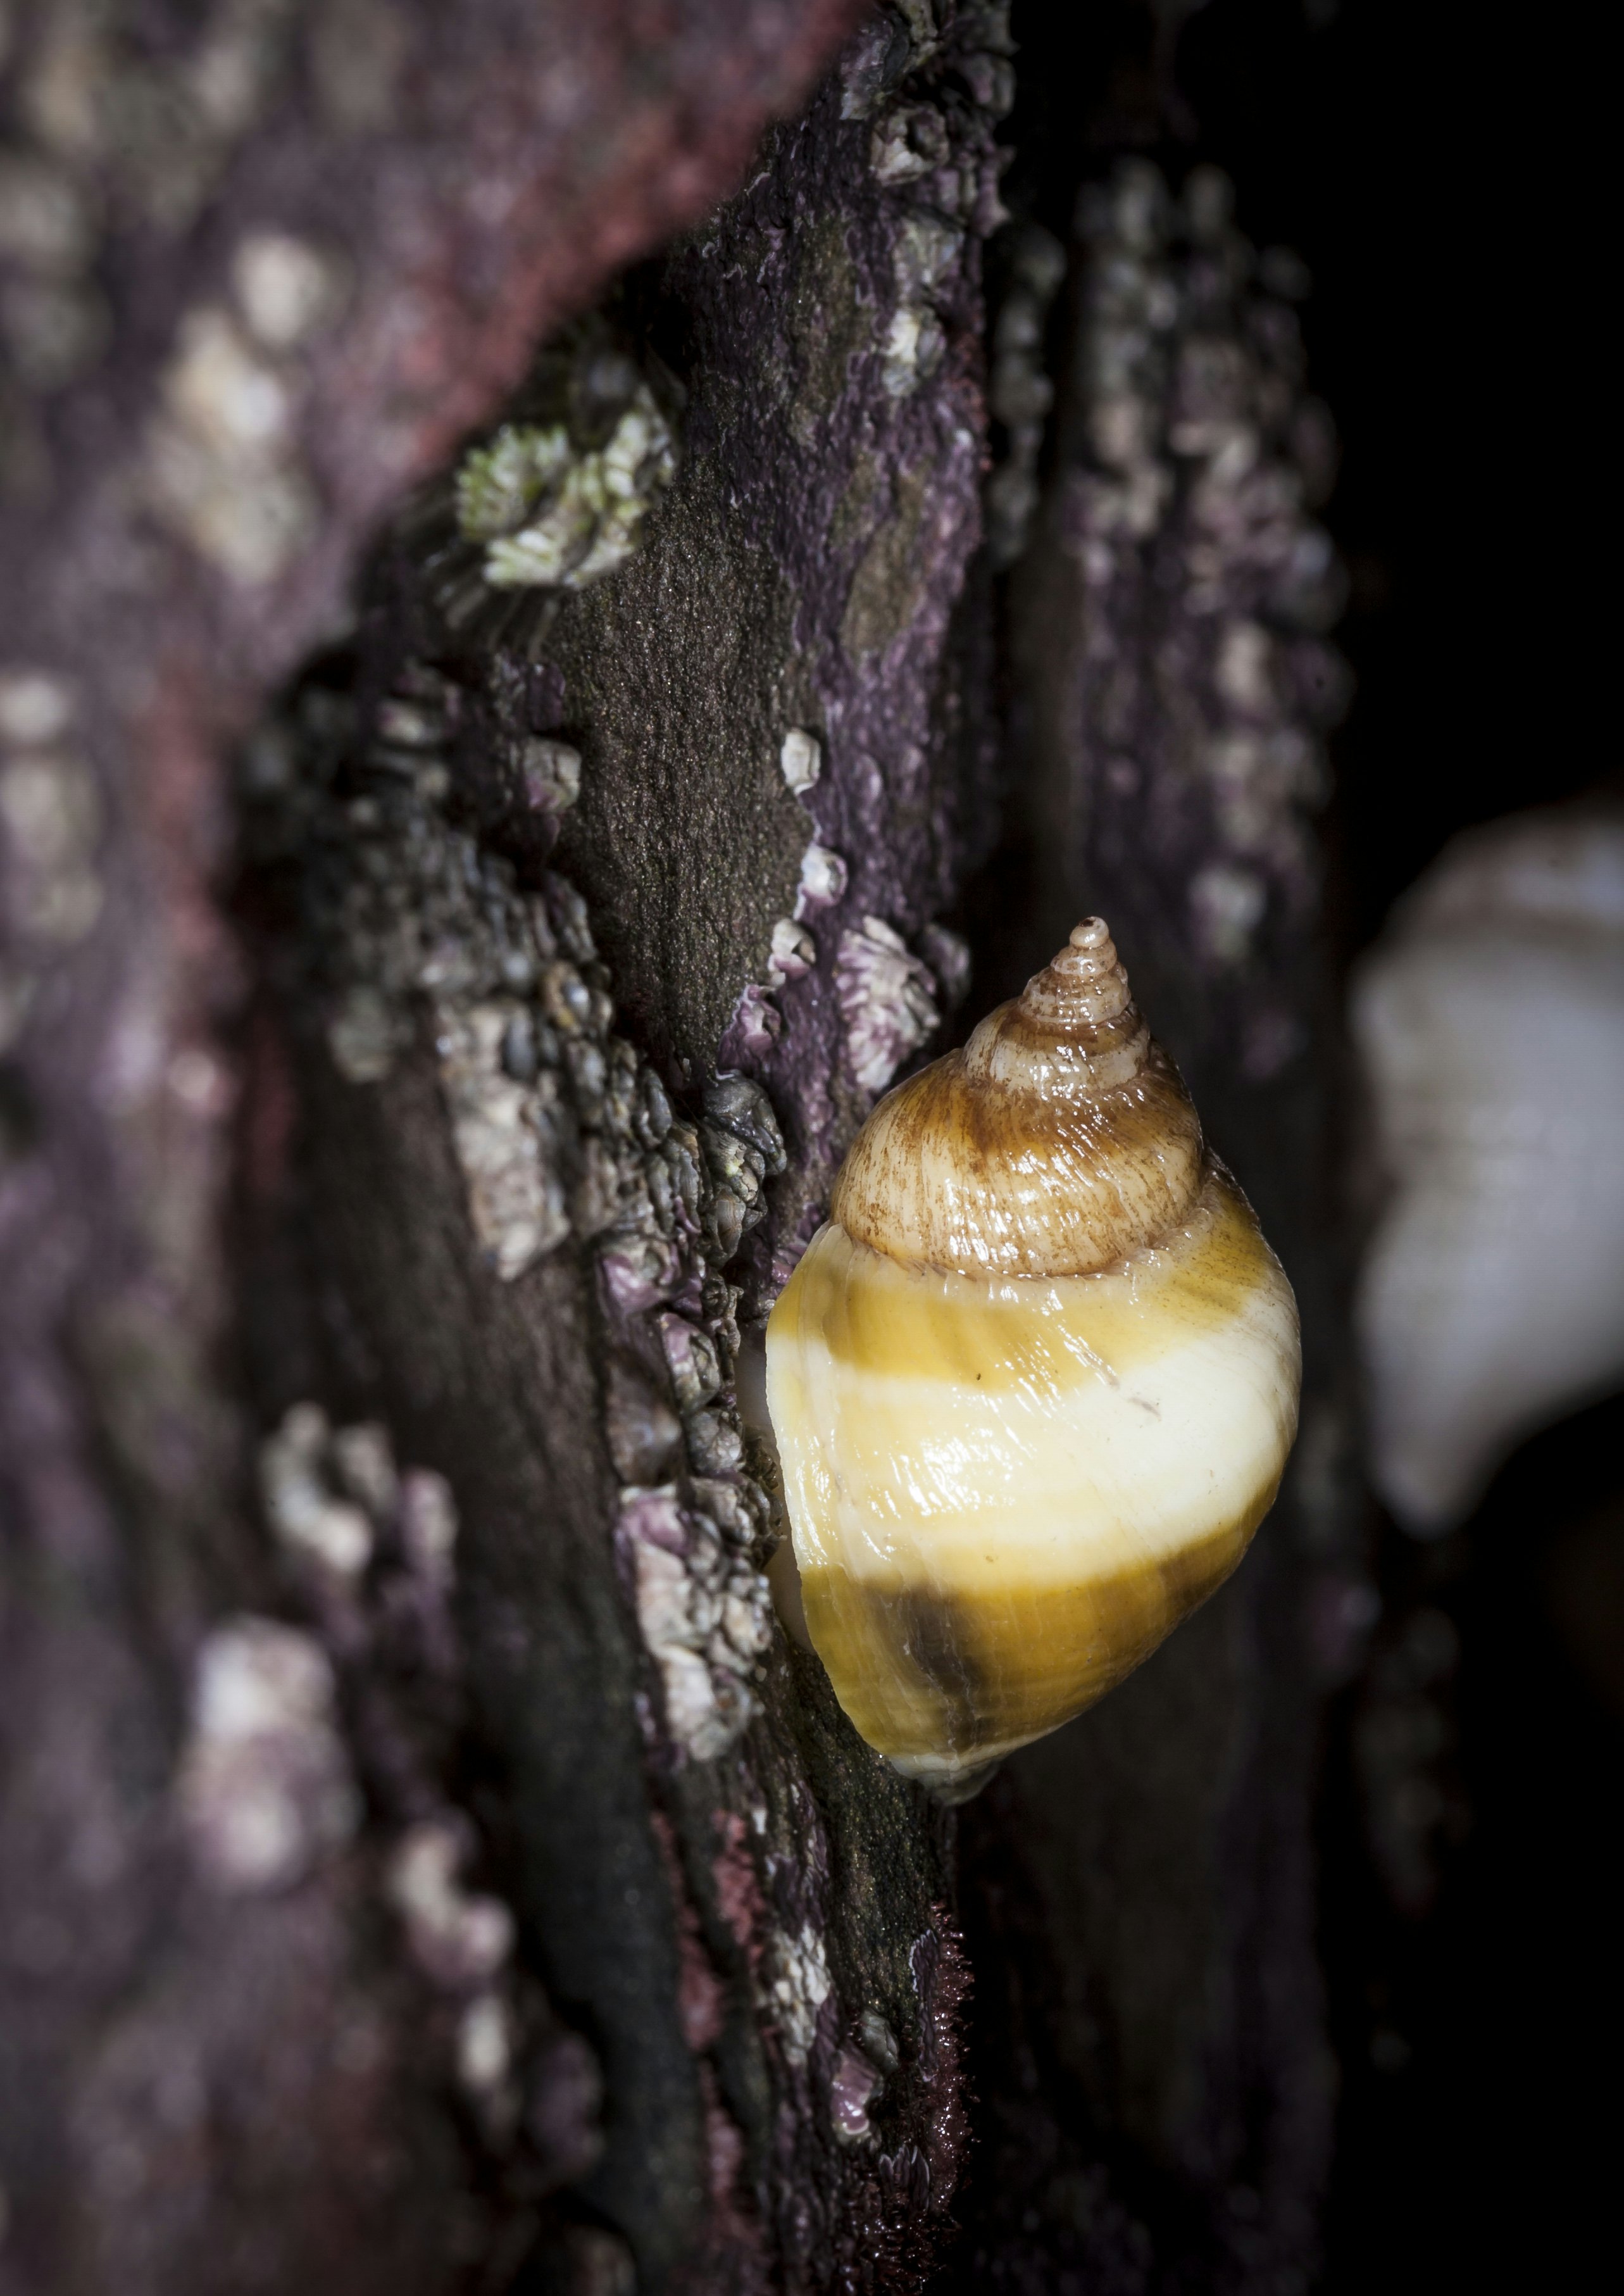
[1189,860,1266,965]
[794,842,847,913]
[881,215,963,396]
[386,1818,515,1992]
[0,670,74,748]
[259,1400,373,1581]
[516,736,582,813]
[232,230,347,351]
[728,979,783,1055]
[461,388,678,593]
[870,102,950,186]
[0,744,103,946]
[779,727,821,795]
[456,1990,515,2099]
[177,1616,359,1892]
[835,917,939,1098]
[437,998,570,1279]
[454,423,572,542]
[327,982,404,1083]
[620,1487,760,1762]
[768,916,816,981]
[765,1922,833,2066]
[147,305,318,584]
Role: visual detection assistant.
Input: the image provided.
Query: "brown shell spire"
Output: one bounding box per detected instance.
[831,920,1205,1278]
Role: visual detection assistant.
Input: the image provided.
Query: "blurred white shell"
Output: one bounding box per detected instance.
[1352,805,1624,1532]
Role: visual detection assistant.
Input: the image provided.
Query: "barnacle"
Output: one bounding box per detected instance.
[455,392,677,592]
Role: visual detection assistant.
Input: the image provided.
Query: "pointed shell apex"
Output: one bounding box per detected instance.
[831,920,1205,1278]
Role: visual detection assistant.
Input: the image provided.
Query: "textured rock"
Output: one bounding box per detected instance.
[233,4,1015,2287]
[948,157,1358,2295]
[3,8,1359,2290]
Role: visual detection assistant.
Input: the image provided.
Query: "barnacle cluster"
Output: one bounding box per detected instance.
[243,1400,601,2162]
[177,1614,358,1895]
[840,0,1014,400]
[258,658,787,1762]
[401,322,679,642]
[984,222,1065,567]
[455,389,677,591]
[1059,162,1347,996]
[725,721,968,1106]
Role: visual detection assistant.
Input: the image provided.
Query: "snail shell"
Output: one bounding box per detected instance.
[1353,806,1624,1531]
[765,920,1301,1793]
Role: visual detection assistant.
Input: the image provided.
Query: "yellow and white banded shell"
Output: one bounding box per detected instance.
[765,920,1301,1793]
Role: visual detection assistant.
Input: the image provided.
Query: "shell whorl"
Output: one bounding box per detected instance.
[832,919,1206,1279]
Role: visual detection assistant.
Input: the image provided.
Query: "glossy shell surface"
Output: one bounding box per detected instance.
[765,920,1300,1787]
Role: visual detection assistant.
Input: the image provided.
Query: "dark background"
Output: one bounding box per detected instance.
[1004,1,1618,2283]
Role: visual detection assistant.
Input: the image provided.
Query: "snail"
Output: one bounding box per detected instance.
[764,920,1301,1796]
[1352,805,1624,1533]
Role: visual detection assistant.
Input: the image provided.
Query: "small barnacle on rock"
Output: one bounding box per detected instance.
[0,670,74,749]
[953,49,1016,116]
[699,1122,764,1215]
[830,2038,885,2143]
[728,981,783,1057]
[455,423,573,542]
[0,148,96,276]
[837,917,940,1097]
[764,1921,833,2067]
[620,1486,773,1762]
[177,1616,359,1893]
[779,726,821,794]
[374,696,446,753]
[231,229,347,351]
[260,1401,373,1583]
[456,1990,515,2103]
[0,739,103,947]
[400,1467,458,1588]
[458,393,677,591]
[632,1066,674,1150]
[796,841,847,912]
[327,981,404,1082]
[986,222,1066,567]
[659,1314,722,1416]
[882,215,964,398]
[918,919,971,1010]
[704,1074,787,1177]
[545,870,597,964]
[147,304,318,584]
[386,1817,515,1993]
[858,2006,900,2074]
[768,917,816,980]
[330,1418,399,1522]
[516,734,582,815]
[1189,859,1267,965]
[437,999,572,1278]
[839,12,917,120]
[605,1356,684,1484]
[870,100,951,186]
